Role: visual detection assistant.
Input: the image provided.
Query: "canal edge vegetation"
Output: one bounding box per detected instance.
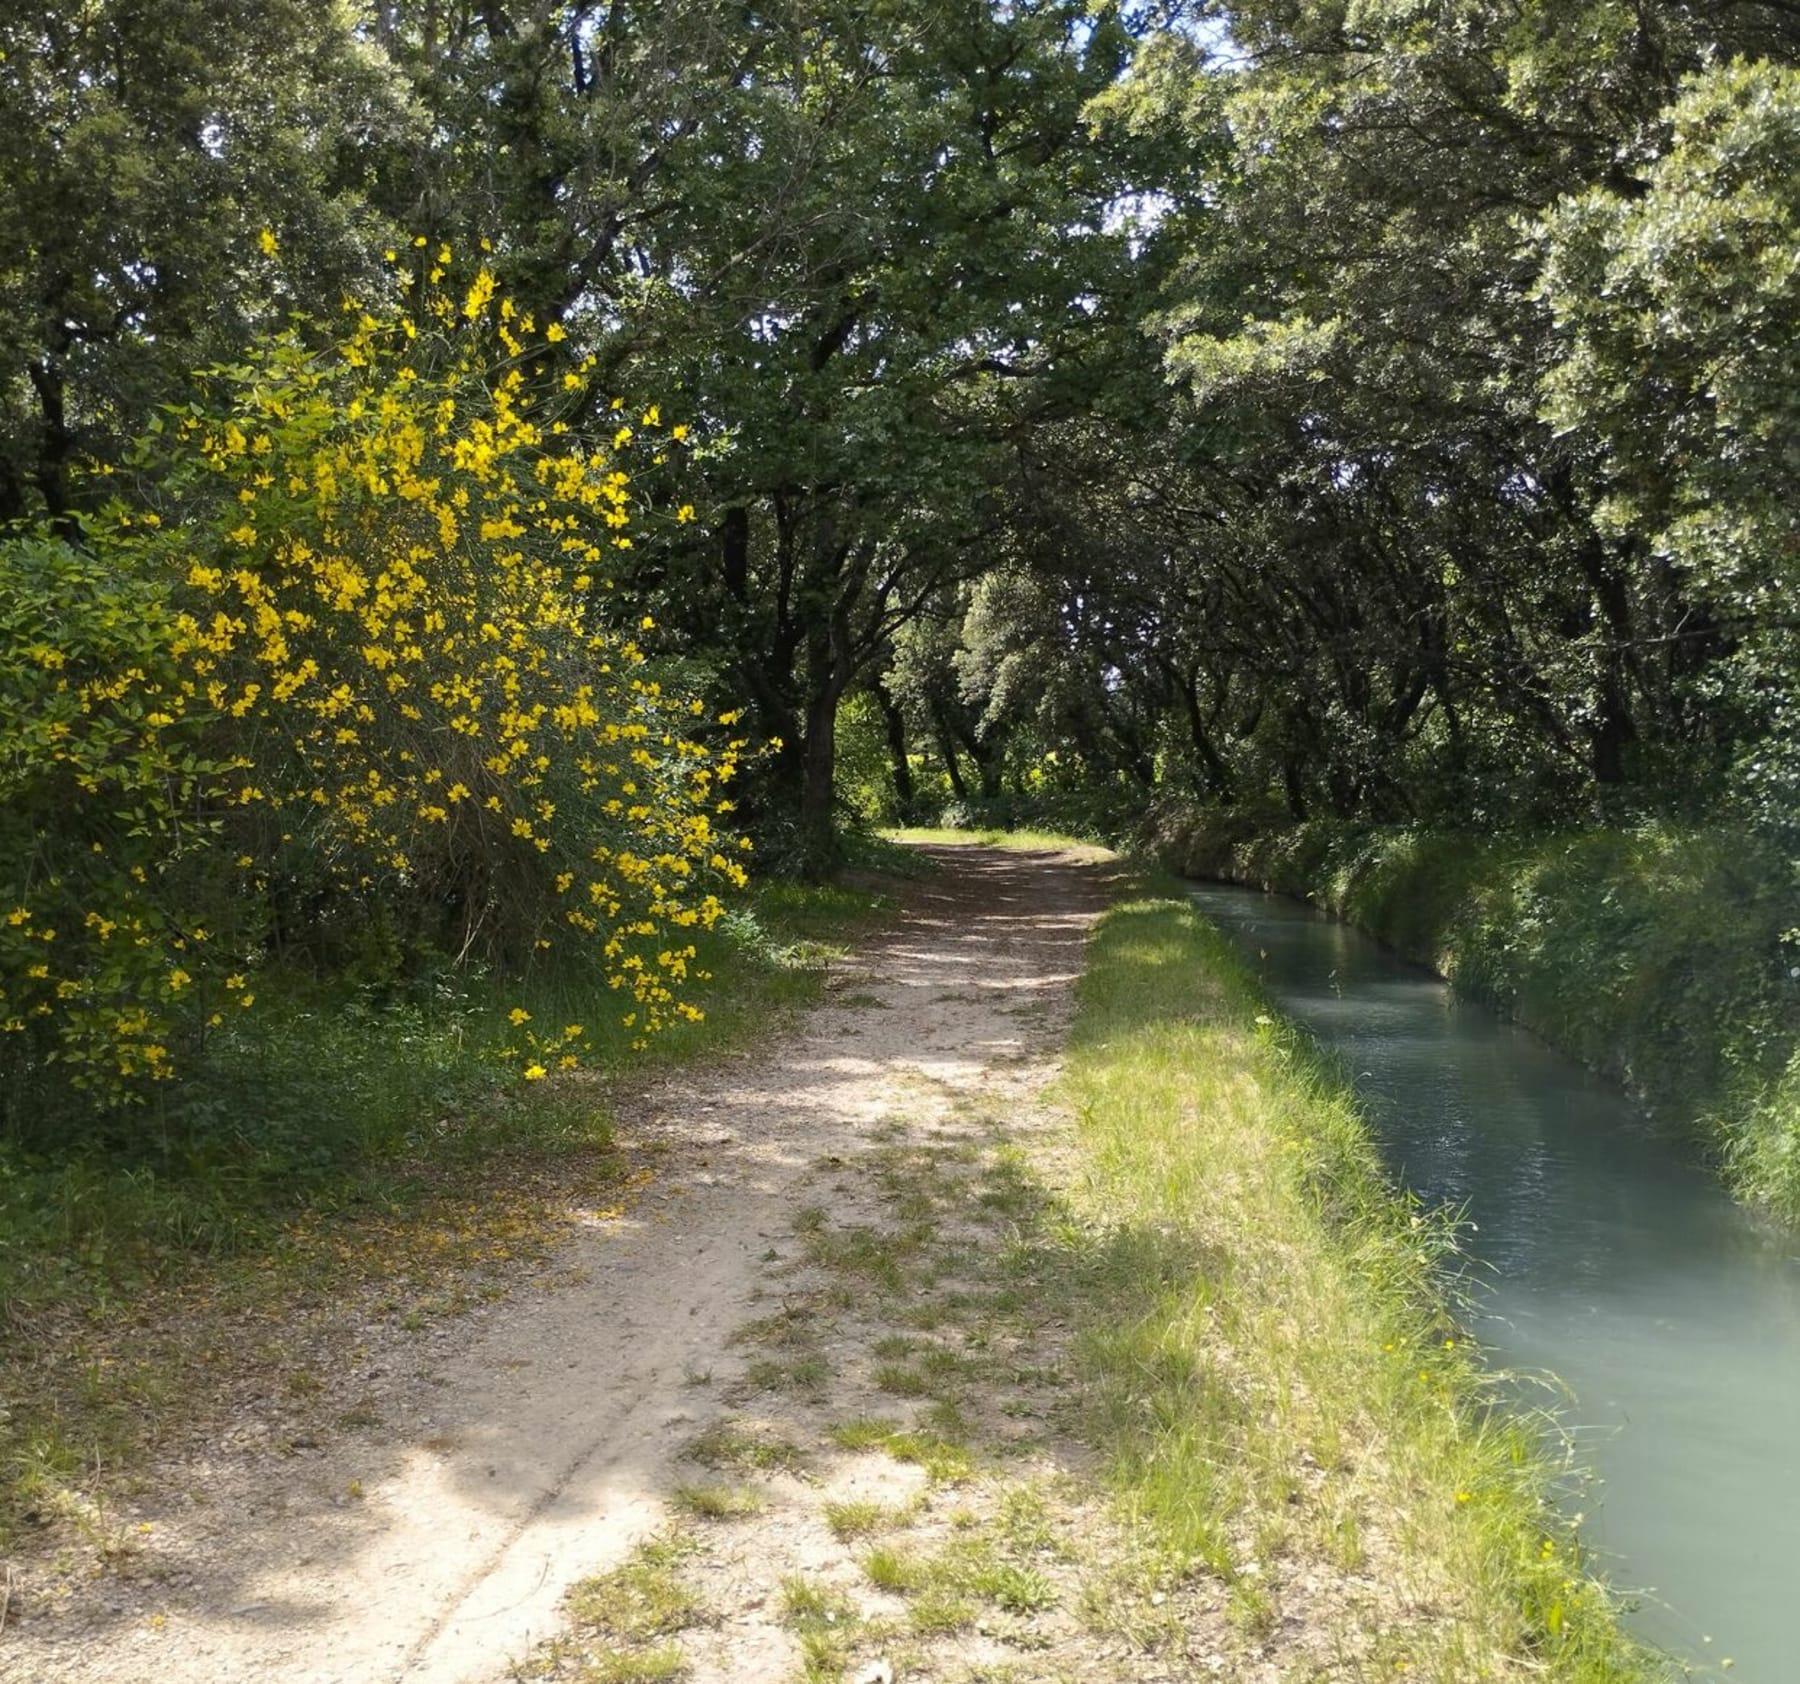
[1151,811,1800,1224]
[1064,872,1666,1681]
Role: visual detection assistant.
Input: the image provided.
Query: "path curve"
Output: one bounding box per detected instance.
[3,844,1111,1684]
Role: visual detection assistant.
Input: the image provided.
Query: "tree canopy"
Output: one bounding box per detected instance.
[6,0,1800,872]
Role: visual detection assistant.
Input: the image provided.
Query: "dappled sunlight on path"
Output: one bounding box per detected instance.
[4,846,1116,1684]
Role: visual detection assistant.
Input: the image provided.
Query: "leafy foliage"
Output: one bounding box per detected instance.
[1540,59,1800,836]
[0,253,747,1117]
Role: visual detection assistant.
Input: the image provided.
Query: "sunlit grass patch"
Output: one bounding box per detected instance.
[907,1582,977,1635]
[853,1520,1062,1625]
[1059,880,1667,1682]
[669,1483,764,1522]
[572,1646,688,1684]
[861,1542,932,1594]
[565,1532,707,1643]
[778,1574,862,1627]
[682,1419,808,1476]
[880,827,1114,856]
[826,1416,897,1453]
[823,1496,916,1540]
[777,1573,867,1682]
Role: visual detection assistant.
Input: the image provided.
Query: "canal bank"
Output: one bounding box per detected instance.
[1151,813,1800,1223]
[1186,879,1800,1678]
[1061,877,1660,1682]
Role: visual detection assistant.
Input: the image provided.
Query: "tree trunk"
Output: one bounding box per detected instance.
[27,358,75,524]
[873,674,915,817]
[931,699,969,801]
[797,683,841,877]
[1174,670,1233,798]
[1282,752,1307,821]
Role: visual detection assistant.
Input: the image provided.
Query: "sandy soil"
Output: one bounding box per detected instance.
[3,844,1130,1684]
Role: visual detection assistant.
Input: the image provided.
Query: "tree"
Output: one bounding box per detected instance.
[585,0,1147,866]
[1540,58,1800,833]
[1042,0,1800,823]
[0,1,410,521]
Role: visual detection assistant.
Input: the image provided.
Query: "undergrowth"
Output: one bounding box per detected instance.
[0,871,894,1549]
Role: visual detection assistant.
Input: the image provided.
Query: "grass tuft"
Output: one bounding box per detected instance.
[669,1482,763,1522]
[573,1645,688,1684]
[862,1543,932,1594]
[681,1420,808,1475]
[565,1533,706,1644]
[822,1497,910,1540]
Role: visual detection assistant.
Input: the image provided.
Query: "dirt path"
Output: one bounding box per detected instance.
[5,845,1131,1684]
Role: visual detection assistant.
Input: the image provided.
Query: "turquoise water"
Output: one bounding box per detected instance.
[1187,881,1800,1679]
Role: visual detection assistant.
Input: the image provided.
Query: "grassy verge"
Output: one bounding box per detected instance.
[881,825,1110,852]
[1061,880,1664,1680]
[1154,811,1800,1221]
[0,875,896,1553]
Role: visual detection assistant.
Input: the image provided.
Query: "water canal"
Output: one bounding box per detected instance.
[1186,881,1800,1679]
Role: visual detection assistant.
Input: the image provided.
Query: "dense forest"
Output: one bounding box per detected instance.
[4,1,1799,1159]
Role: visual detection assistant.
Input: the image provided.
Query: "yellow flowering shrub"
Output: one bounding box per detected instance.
[0,255,748,1109]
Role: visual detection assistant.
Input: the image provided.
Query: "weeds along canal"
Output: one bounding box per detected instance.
[1187,881,1800,1680]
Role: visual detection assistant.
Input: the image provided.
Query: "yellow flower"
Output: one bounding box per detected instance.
[258,228,280,258]
[509,1007,532,1025]
[523,1064,548,1081]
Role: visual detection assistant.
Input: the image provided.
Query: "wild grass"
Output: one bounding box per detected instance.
[565,1532,707,1643]
[556,1532,706,1682]
[1061,882,1668,1682]
[681,1420,809,1476]
[669,1483,764,1521]
[881,826,1106,853]
[776,1573,866,1682]
[827,1417,974,1486]
[572,1647,687,1684]
[823,1497,915,1540]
